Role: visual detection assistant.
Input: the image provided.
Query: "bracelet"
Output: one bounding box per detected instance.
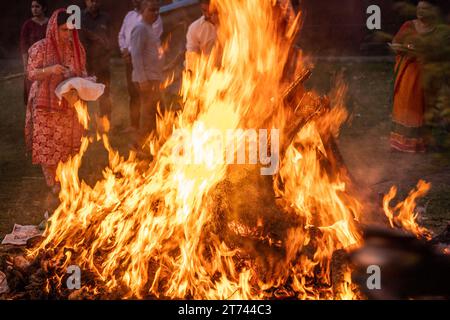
[42,67,45,74]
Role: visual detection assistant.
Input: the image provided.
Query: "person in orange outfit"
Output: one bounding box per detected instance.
[390,1,440,153]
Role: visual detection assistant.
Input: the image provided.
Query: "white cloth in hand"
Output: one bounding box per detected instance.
[55,77,105,102]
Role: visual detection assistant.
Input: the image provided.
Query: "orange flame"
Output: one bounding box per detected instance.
[383,180,432,239]
[28,0,432,300]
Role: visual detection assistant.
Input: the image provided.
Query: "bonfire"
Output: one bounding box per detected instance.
[0,0,436,300]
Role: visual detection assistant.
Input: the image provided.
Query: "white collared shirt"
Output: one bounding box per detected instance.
[118,10,163,52]
[186,15,217,55]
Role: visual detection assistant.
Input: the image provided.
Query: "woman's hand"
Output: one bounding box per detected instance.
[63,89,80,107]
[389,42,417,57]
[47,64,67,75]
[122,49,131,64]
[390,43,406,53]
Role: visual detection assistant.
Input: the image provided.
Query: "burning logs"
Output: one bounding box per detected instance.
[2,224,448,300]
[0,244,36,299]
[0,240,112,300]
[210,164,299,281]
[0,69,362,300]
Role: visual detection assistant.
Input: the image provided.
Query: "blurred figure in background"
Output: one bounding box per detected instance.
[130,0,164,145]
[25,10,87,193]
[20,0,49,105]
[118,0,163,133]
[80,0,113,126]
[185,0,217,74]
[390,0,441,153]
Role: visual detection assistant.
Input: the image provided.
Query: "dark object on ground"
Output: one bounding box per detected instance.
[350,226,450,300]
[431,222,450,245]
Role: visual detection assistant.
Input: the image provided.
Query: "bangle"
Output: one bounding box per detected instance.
[42,68,45,74]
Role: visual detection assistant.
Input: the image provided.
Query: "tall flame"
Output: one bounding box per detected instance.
[29,0,431,300]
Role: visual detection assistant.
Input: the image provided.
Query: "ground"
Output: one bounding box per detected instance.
[0,56,449,240]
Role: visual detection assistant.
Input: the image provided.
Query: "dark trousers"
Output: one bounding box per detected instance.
[126,62,141,129]
[88,62,112,120]
[98,70,112,119]
[24,77,32,105]
[138,81,162,138]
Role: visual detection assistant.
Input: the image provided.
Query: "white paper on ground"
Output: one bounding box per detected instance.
[55,77,105,102]
[1,224,43,246]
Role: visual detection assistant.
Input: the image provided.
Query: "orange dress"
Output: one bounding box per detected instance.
[390,21,427,153]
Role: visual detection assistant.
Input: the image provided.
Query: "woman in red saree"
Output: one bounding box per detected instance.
[25,9,87,194]
[390,1,439,153]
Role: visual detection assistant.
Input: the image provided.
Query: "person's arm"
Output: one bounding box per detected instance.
[152,15,164,40]
[118,13,129,53]
[130,25,149,84]
[186,23,200,54]
[393,21,413,45]
[185,23,200,72]
[28,42,67,81]
[146,31,163,83]
[119,14,132,64]
[390,21,416,56]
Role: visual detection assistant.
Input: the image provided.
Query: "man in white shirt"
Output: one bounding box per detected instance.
[118,0,163,131]
[130,0,164,143]
[185,0,218,73]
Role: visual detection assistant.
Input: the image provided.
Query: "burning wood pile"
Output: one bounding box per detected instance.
[1,0,448,300]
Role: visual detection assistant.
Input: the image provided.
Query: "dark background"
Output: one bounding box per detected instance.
[0,0,448,58]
